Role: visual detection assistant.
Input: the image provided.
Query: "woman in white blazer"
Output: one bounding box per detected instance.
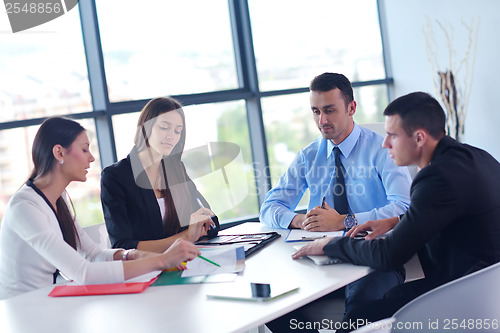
[0,117,204,299]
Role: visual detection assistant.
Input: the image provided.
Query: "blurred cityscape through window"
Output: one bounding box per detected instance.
[0,0,389,226]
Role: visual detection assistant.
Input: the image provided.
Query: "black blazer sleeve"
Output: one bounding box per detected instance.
[323,166,460,273]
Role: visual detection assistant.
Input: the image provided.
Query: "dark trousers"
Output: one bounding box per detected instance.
[266,267,406,333]
[336,277,439,333]
[344,266,405,320]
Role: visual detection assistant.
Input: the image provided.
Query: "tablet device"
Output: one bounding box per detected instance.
[196,232,280,257]
[206,282,299,302]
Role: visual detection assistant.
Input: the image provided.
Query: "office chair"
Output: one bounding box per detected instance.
[348,318,395,333]
[352,261,500,333]
[82,223,111,248]
[392,261,500,332]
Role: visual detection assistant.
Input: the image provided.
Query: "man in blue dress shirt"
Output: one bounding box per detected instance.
[261,73,412,332]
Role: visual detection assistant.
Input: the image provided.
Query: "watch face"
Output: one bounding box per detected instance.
[344,215,356,229]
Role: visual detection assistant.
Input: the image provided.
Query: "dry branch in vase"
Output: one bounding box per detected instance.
[424,17,479,141]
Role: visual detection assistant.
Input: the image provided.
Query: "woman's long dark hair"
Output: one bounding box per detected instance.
[134,97,192,236]
[30,117,85,249]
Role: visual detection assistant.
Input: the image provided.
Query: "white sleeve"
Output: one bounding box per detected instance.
[63,190,118,262]
[10,197,124,285]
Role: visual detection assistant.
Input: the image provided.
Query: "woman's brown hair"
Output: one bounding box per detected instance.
[134,97,192,236]
[30,117,84,249]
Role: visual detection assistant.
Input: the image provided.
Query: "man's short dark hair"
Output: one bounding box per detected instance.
[383,92,446,139]
[310,72,354,107]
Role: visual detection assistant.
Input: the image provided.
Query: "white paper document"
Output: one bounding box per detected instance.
[182,246,245,277]
[125,271,162,283]
[285,229,343,242]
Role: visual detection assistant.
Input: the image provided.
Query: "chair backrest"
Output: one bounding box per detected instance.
[392,262,500,332]
[83,223,111,249]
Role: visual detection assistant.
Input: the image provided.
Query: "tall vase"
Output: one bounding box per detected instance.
[438,70,464,141]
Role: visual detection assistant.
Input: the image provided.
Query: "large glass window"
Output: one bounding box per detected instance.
[262,93,317,186]
[96,0,239,102]
[183,101,258,221]
[0,9,91,122]
[0,1,391,227]
[261,93,318,209]
[112,112,140,161]
[0,127,38,214]
[112,101,259,222]
[248,0,385,92]
[352,86,387,124]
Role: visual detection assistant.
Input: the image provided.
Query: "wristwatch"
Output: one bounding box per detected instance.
[344,214,357,229]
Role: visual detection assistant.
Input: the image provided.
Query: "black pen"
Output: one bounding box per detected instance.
[196,198,216,229]
[301,235,327,241]
[321,196,326,209]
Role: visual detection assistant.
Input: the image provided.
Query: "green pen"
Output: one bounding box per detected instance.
[197,254,221,267]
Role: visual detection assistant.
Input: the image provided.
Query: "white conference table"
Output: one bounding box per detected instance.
[0,223,372,333]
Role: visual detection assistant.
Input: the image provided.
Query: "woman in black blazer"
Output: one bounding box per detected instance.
[101,97,219,252]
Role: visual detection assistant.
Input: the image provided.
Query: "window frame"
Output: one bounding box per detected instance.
[0,0,393,225]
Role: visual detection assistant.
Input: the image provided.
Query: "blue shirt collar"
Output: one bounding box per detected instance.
[327,122,361,158]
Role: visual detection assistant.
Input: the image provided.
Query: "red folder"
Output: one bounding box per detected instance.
[49,277,157,297]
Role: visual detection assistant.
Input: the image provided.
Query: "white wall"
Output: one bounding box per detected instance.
[381,0,500,161]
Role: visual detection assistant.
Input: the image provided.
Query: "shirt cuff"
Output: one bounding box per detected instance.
[103,248,122,261]
[281,211,299,229]
[352,211,370,225]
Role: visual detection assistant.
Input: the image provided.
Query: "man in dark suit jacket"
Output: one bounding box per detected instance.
[293,92,500,332]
